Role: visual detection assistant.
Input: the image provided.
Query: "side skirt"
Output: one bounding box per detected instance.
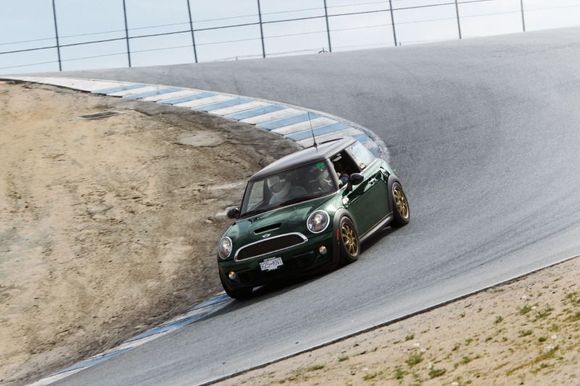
[359,213,393,243]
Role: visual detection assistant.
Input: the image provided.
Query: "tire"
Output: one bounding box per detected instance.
[219,271,253,300]
[391,181,410,227]
[338,216,360,264]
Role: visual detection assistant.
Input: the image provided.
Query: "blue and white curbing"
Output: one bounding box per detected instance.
[5,76,388,159]
[29,294,232,386]
[4,75,388,385]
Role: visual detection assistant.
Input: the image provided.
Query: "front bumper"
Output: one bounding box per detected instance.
[218,231,335,289]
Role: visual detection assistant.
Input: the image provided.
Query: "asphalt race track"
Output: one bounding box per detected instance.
[50,28,580,385]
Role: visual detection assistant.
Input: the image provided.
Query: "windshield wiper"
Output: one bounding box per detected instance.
[239,209,265,218]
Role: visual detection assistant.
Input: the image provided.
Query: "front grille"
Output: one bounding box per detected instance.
[235,233,306,260]
[237,251,317,284]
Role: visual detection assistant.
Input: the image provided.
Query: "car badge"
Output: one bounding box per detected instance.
[262,233,271,239]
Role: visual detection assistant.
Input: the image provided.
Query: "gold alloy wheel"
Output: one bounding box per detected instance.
[393,184,410,220]
[341,222,359,256]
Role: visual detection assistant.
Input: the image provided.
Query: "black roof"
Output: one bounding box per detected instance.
[250,137,356,181]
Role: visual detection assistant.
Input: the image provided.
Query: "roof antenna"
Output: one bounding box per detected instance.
[308,111,318,149]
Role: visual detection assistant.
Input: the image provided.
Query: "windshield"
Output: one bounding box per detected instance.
[240,161,336,216]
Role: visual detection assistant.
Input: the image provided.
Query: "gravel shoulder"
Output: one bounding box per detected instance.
[219,258,579,386]
[0,81,297,385]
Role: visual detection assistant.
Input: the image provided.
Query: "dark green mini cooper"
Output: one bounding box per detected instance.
[217,138,410,299]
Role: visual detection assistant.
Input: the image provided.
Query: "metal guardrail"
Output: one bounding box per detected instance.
[0,0,552,72]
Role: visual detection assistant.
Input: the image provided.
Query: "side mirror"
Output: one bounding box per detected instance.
[226,207,240,219]
[349,173,364,186]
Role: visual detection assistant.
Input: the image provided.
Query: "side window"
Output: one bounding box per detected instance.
[348,142,375,170]
[246,180,265,211]
[331,151,360,187]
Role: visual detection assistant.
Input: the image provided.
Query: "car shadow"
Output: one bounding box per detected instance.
[196,279,314,323]
[197,224,401,322]
[360,225,395,253]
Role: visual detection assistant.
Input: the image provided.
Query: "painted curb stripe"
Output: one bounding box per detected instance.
[158,91,215,105]
[196,293,231,307]
[30,369,85,386]
[123,86,183,100]
[65,348,131,372]
[6,76,384,154]
[28,292,232,386]
[93,83,145,95]
[142,89,203,102]
[196,97,252,112]
[108,86,154,97]
[258,112,317,130]
[241,108,303,125]
[296,128,363,147]
[13,77,118,92]
[286,122,348,141]
[210,100,268,116]
[271,117,336,135]
[226,104,284,120]
[176,94,233,108]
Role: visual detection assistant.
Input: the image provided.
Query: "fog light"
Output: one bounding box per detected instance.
[228,271,237,280]
[318,245,327,255]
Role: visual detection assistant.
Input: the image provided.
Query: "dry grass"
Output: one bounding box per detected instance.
[219,258,580,386]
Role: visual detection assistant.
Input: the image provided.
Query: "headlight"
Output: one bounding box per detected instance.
[218,237,233,260]
[307,210,330,234]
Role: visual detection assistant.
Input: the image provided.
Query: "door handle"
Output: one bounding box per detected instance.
[368,178,377,186]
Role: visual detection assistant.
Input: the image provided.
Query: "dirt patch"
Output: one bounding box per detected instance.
[219,258,579,386]
[0,81,298,385]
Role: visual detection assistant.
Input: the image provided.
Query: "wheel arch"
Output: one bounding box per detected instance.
[332,208,357,262]
[387,175,402,198]
[333,208,359,237]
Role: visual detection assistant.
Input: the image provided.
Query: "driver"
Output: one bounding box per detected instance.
[268,173,306,205]
[269,176,291,204]
[305,162,334,194]
[333,162,350,187]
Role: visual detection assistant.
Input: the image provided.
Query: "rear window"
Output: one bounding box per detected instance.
[348,142,375,170]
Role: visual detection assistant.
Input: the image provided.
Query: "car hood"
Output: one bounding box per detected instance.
[226,196,331,244]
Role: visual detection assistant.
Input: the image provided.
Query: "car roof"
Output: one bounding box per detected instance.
[250,137,356,181]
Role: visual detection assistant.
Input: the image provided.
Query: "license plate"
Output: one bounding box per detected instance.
[260,257,283,271]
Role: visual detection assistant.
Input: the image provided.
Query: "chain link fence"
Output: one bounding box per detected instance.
[1,0,579,74]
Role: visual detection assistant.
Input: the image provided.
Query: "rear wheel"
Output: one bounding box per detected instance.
[219,270,253,300]
[339,216,360,264]
[391,181,410,227]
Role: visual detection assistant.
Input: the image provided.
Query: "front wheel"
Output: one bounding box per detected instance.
[219,271,253,300]
[339,216,360,264]
[391,181,410,227]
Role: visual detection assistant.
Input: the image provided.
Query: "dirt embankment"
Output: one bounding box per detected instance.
[220,258,579,386]
[0,81,297,385]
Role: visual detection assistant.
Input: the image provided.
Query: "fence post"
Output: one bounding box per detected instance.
[454,0,462,39]
[323,0,332,52]
[51,0,62,71]
[387,0,398,47]
[186,0,198,63]
[122,0,132,67]
[257,0,266,58]
[520,0,526,32]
